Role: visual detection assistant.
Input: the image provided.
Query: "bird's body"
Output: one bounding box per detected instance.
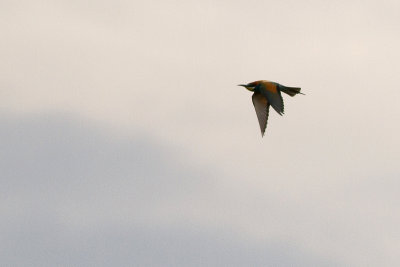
[238,80,303,136]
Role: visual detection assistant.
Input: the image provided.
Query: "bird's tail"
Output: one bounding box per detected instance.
[280,86,304,97]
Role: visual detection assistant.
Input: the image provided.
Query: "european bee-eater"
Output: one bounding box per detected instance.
[238,80,303,136]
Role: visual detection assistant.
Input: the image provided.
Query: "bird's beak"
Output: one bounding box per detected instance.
[238,84,246,87]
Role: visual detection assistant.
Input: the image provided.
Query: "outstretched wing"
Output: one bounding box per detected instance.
[252,92,270,136]
[256,82,284,115]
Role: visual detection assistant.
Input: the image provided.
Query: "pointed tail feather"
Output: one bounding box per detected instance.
[279,86,304,97]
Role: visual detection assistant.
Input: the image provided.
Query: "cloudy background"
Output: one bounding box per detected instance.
[1,0,400,266]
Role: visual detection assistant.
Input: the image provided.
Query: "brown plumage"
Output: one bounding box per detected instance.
[238,80,303,136]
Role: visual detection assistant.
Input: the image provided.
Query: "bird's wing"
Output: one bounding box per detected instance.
[252,92,270,136]
[256,82,284,115]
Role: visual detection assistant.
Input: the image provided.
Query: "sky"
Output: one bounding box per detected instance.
[1,0,400,266]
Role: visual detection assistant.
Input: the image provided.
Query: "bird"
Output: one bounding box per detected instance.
[238,80,303,136]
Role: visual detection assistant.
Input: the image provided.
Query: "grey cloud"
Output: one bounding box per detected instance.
[0,113,330,266]
[2,223,331,267]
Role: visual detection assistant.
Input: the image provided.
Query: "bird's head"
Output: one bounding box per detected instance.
[238,83,256,91]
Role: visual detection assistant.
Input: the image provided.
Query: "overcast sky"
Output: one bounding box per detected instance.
[1,0,400,266]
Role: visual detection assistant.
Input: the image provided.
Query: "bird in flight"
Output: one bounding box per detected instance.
[238,80,303,136]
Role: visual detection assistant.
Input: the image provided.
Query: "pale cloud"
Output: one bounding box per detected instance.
[1,0,400,265]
